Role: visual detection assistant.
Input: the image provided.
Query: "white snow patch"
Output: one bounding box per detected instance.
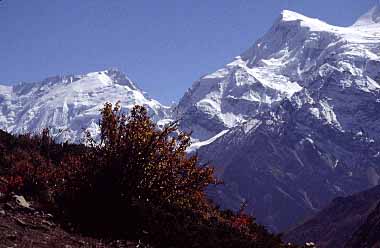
[187,130,229,153]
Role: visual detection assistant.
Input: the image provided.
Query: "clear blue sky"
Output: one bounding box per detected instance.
[0,0,376,104]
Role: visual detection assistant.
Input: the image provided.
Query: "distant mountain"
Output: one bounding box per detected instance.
[179,4,380,232]
[0,69,171,142]
[284,185,380,248]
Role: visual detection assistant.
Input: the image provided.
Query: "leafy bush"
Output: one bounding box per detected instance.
[0,103,295,248]
[0,129,78,200]
[54,103,217,235]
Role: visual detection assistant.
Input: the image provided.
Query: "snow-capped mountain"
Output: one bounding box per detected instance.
[177,4,380,142]
[0,69,171,142]
[179,4,380,231]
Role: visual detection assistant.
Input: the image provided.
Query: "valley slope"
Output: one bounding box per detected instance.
[284,184,380,247]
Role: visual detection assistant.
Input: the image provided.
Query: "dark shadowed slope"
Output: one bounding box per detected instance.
[284,185,380,248]
[345,201,380,248]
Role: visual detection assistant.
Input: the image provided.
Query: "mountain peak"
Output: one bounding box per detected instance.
[277,9,331,30]
[280,10,309,22]
[353,3,380,26]
[279,10,327,24]
[103,68,139,90]
[0,69,170,142]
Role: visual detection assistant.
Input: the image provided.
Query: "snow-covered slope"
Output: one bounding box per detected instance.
[177,5,380,141]
[0,69,170,142]
[178,4,380,232]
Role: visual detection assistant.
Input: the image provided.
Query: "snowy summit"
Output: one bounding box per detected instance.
[0,69,170,142]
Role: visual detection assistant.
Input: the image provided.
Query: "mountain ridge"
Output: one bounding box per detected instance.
[0,69,171,143]
[177,4,380,144]
[353,1,380,26]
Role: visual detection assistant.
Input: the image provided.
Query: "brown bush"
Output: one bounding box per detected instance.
[52,103,218,236]
[0,103,295,248]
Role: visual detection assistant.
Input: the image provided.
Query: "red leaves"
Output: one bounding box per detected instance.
[0,104,290,247]
[232,213,254,232]
[0,176,23,194]
[82,103,217,210]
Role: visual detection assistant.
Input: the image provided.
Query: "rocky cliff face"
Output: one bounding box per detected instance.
[200,98,380,232]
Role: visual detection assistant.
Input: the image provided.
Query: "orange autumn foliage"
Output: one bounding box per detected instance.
[0,103,295,248]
